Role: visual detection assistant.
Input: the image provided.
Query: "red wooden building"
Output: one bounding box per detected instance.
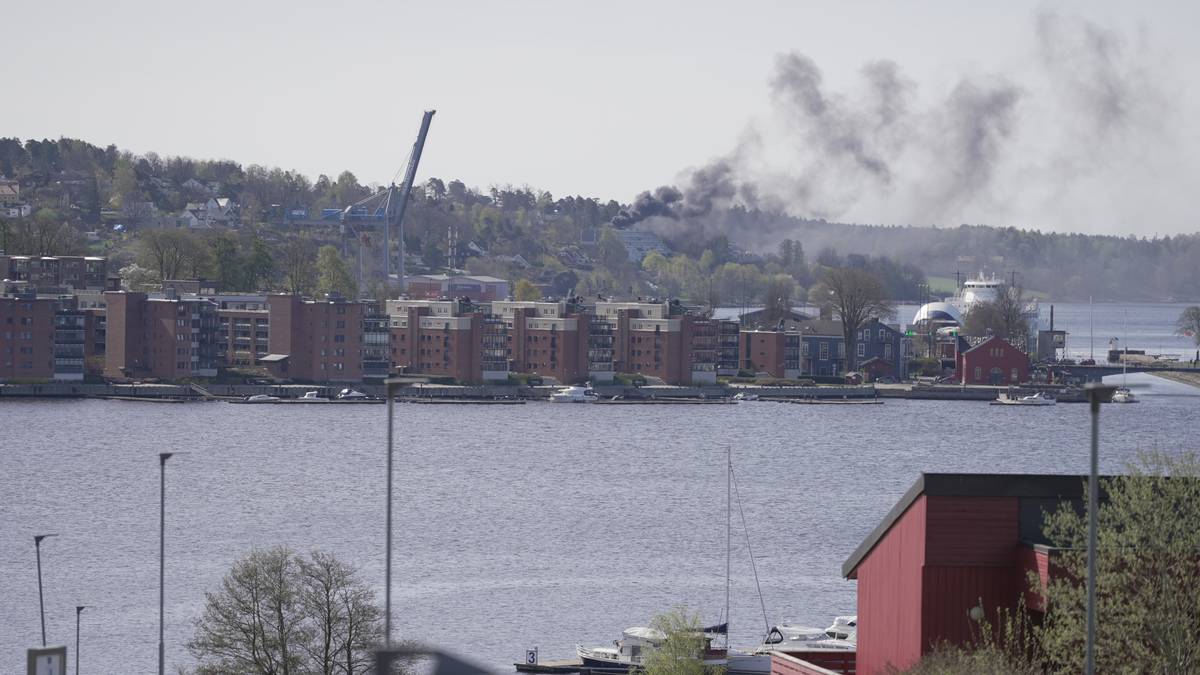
[957,335,1028,385]
[840,473,1092,675]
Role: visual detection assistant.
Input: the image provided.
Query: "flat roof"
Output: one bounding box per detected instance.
[258,354,289,362]
[842,473,1096,578]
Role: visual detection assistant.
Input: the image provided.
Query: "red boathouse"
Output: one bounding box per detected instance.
[839,473,1093,675]
[957,335,1028,385]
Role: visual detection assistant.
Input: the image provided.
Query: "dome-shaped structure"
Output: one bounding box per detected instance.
[912,302,962,325]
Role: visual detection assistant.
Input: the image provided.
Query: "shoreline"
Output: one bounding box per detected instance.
[1151,371,1200,388]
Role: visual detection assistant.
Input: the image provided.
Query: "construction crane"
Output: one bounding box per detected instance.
[342,110,435,292]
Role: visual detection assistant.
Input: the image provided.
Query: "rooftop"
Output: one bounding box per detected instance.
[842,473,1097,578]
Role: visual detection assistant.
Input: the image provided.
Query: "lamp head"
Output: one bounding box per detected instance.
[34,533,59,544]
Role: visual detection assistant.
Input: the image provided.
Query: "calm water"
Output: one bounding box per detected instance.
[2,372,1198,674]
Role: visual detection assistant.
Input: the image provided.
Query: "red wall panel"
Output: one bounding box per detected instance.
[856,495,927,675]
[925,496,1018,566]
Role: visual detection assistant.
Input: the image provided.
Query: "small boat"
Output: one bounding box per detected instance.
[1110,387,1138,404]
[992,391,1056,406]
[577,625,728,672]
[336,388,370,400]
[243,394,280,403]
[732,392,759,401]
[728,617,857,673]
[549,385,597,403]
[296,390,330,403]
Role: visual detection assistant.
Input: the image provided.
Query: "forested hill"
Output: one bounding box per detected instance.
[1,136,1196,303]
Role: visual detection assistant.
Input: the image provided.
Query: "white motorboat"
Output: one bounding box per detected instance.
[549,385,597,403]
[1111,387,1138,404]
[732,392,759,401]
[336,388,369,400]
[992,391,1056,406]
[727,617,858,674]
[243,394,280,403]
[297,390,330,402]
[577,625,728,672]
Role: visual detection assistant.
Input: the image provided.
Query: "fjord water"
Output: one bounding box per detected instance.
[2,373,1197,674]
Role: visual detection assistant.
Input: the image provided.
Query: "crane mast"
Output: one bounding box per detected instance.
[384,110,436,291]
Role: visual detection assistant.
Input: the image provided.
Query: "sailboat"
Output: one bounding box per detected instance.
[574,450,736,672]
[1112,311,1139,404]
[723,448,857,674]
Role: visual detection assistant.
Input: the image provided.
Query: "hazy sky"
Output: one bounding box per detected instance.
[6,1,1198,235]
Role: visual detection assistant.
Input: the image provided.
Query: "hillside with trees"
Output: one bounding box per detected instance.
[1,136,1196,306]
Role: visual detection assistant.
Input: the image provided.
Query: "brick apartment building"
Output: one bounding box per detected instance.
[494,300,590,384]
[266,294,368,382]
[104,291,220,380]
[386,299,509,384]
[0,255,107,290]
[0,293,55,380]
[213,295,270,368]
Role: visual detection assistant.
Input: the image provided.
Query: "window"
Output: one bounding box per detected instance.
[1011,368,1019,382]
[334,335,345,343]
[974,366,982,381]
[856,343,865,358]
[878,329,885,341]
[884,344,892,359]
[819,342,829,359]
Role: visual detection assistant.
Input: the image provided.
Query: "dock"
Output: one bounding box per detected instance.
[514,658,583,673]
[765,397,883,405]
[594,397,736,405]
[398,396,525,401]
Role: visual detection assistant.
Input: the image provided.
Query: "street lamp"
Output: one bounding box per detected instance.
[76,605,89,675]
[34,533,58,645]
[1083,383,1114,675]
[386,381,396,643]
[158,452,174,675]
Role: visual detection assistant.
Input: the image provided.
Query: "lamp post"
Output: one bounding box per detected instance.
[158,452,173,675]
[75,605,89,674]
[1083,383,1114,675]
[34,533,58,645]
[385,381,396,647]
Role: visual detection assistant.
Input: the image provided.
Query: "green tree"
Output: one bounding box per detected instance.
[762,274,798,327]
[961,285,1029,344]
[189,546,383,675]
[248,236,277,290]
[597,229,629,271]
[282,237,318,296]
[209,234,243,290]
[514,278,542,301]
[316,245,358,298]
[640,608,712,675]
[824,267,895,371]
[1037,451,1200,674]
[1175,306,1200,348]
[138,229,206,281]
[807,282,834,319]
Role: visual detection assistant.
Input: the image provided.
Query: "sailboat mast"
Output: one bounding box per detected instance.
[726,446,732,648]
